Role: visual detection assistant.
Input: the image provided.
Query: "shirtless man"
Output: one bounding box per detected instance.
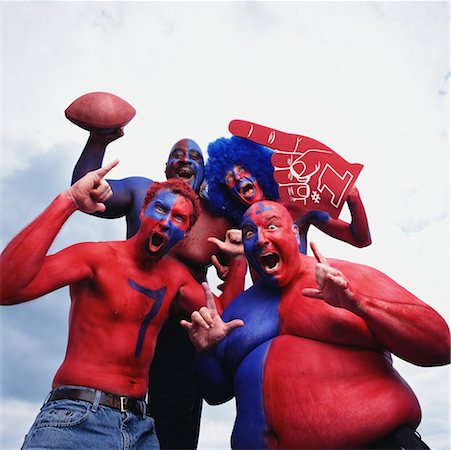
[72,131,244,448]
[0,163,242,449]
[182,201,450,449]
[205,134,371,254]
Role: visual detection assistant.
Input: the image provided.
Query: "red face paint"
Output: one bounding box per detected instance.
[242,201,301,286]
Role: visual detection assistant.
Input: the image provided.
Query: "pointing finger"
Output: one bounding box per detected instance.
[310,241,329,265]
[202,282,217,311]
[95,159,119,179]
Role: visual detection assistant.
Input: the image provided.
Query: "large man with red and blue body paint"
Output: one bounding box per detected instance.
[71,130,243,449]
[0,162,243,449]
[183,200,450,450]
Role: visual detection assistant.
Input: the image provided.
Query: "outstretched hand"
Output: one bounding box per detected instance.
[209,229,244,258]
[181,282,244,351]
[66,160,119,213]
[302,242,355,310]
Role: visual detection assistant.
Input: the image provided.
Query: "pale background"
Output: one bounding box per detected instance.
[1,1,449,449]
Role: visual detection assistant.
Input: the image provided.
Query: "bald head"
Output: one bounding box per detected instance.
[165,138,205,192]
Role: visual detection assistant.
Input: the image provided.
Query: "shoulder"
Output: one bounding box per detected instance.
[330,258,408,296]
[60,240,119,261]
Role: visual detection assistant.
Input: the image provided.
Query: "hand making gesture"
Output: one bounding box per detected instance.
[302,242,357,310]
[181,282,244,351]
[67,159,119,213]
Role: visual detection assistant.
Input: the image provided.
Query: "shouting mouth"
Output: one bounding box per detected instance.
[239,181,256,200]
[259,251,280,274]
[148,231,167,254]
[176,165,194,181]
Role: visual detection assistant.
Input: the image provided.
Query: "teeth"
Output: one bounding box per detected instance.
[177,167,194,178]
[240,182,254,198]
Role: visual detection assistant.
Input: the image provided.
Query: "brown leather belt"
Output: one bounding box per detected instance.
[47,387,148,416]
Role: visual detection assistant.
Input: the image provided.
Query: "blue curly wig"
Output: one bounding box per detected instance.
[205,136,279,224]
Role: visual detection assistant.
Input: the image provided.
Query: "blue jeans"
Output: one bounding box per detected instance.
[21,386,159,450]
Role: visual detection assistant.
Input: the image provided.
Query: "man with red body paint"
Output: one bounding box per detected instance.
[0,162,242,449]
[72,131,244,449]
[183,200,450,450]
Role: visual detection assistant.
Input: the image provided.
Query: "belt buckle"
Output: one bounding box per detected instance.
[119,397,128,412]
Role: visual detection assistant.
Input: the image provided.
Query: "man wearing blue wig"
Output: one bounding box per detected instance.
[205,136,371,254]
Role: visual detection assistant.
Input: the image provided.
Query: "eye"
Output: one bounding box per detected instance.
[189,151,201,161]
[237,166,246,173]
[243,228,255,239]
[155,204,166,214]
[267,224,278,231]
[173,214,186,224]
[171,150,184,159]
[224,172,234,184]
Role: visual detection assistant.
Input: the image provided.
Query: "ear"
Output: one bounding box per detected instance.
[292,224,301,247]
[139,209,145,220]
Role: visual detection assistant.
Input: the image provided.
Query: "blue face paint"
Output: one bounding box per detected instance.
[224,164,264,206]
[165,139,205,192]
[241,213,275,283]
[142,189,190,255]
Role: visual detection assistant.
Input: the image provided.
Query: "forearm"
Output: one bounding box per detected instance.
[218,255,247,308]
[0,194,77,303]
[346,188,371,247]
[194,351,234,405]
[72,135,107,184]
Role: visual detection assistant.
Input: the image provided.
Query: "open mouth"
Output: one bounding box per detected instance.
[259,252,280,274]
[176,165,194,180]
[148,231,167,253]
[239,181,255,199]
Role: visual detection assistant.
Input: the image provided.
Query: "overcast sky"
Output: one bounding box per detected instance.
[1,1,449,449]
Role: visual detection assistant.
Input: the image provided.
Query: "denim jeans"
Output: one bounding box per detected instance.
[21,386,159,450]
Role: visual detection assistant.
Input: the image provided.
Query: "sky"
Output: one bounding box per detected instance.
[0,1,449,449]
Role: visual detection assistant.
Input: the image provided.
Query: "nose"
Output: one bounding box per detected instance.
[255,230,269,248]
[160,216,170,231]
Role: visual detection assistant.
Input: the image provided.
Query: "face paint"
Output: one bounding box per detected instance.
[224,164,264,206]
[141,189,193,257]
[165,139,205,192]
[241,201,301,287]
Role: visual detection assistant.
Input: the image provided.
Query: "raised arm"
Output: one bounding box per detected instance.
[1,161,117,305]
[295,186,371,252]
[72,130,152,222]
[302,242,450,366]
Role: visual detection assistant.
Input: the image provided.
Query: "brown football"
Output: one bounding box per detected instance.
[65,92,136,131]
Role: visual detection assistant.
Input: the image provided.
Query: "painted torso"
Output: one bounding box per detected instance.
[53,240,196,399]
[207,257,421,449]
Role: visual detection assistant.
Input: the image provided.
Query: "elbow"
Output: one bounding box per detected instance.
[203,391,234,406]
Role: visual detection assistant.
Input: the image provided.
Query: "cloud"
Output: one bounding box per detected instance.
[1,2,449,448]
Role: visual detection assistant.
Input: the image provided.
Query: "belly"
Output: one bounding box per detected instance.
[262,335,421,449]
